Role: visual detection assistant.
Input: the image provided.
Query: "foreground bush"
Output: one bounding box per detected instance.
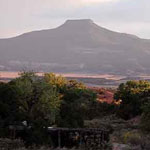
[122,131,141,145]
[111,130,150,150]
[0,138,84,150]
[17,148,82,150]
[0,138,24,150]
[17,148,84,150]
[140,102,150,133]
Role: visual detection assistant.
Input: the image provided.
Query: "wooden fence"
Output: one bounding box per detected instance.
[48,128,110,150]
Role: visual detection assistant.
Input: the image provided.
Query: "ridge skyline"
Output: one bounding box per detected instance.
[0,19,145,40]
[0,19,150,76]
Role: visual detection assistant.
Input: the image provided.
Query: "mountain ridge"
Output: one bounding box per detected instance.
[0,19,150,75]
[0,19,141,40]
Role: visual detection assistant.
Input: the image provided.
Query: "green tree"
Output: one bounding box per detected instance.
[58,88,97,128]
[0,82,21,126]
[9,72,61,128]
[140,101,150,133]
[44,73,97,127]
[67,80,86,89]
[44,73,67,90]
[114,80,150,119]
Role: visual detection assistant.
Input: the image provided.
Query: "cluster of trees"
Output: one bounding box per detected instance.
[114,80,150,133]
[0,72,97,144]
[1,72,150,145]
[0,72,60,129]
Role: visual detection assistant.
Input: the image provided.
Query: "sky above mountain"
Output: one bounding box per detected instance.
[0,0,149,39]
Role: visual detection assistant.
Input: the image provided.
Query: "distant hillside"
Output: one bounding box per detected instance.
[0,19,150,75]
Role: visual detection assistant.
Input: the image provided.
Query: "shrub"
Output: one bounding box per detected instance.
[0,138,24,150]
[140,102,150,133]
[122,131,141,145]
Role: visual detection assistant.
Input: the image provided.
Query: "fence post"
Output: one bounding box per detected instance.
[58,130,61,148]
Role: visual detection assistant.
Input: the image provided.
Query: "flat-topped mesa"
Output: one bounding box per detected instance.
[0,19,148,75]
[59,19,95,29]
[65,19,94,24]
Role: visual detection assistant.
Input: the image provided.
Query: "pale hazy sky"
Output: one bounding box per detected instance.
[0,0,149,39]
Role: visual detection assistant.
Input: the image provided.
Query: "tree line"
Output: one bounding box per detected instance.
[0,72,98,145]
[0,72,150,145]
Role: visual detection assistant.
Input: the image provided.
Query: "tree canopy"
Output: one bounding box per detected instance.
[0,72,97,131]
[114,80,150,119]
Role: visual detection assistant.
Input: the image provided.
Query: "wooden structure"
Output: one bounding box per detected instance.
[8,126,110,149]
[48,128,110,150]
